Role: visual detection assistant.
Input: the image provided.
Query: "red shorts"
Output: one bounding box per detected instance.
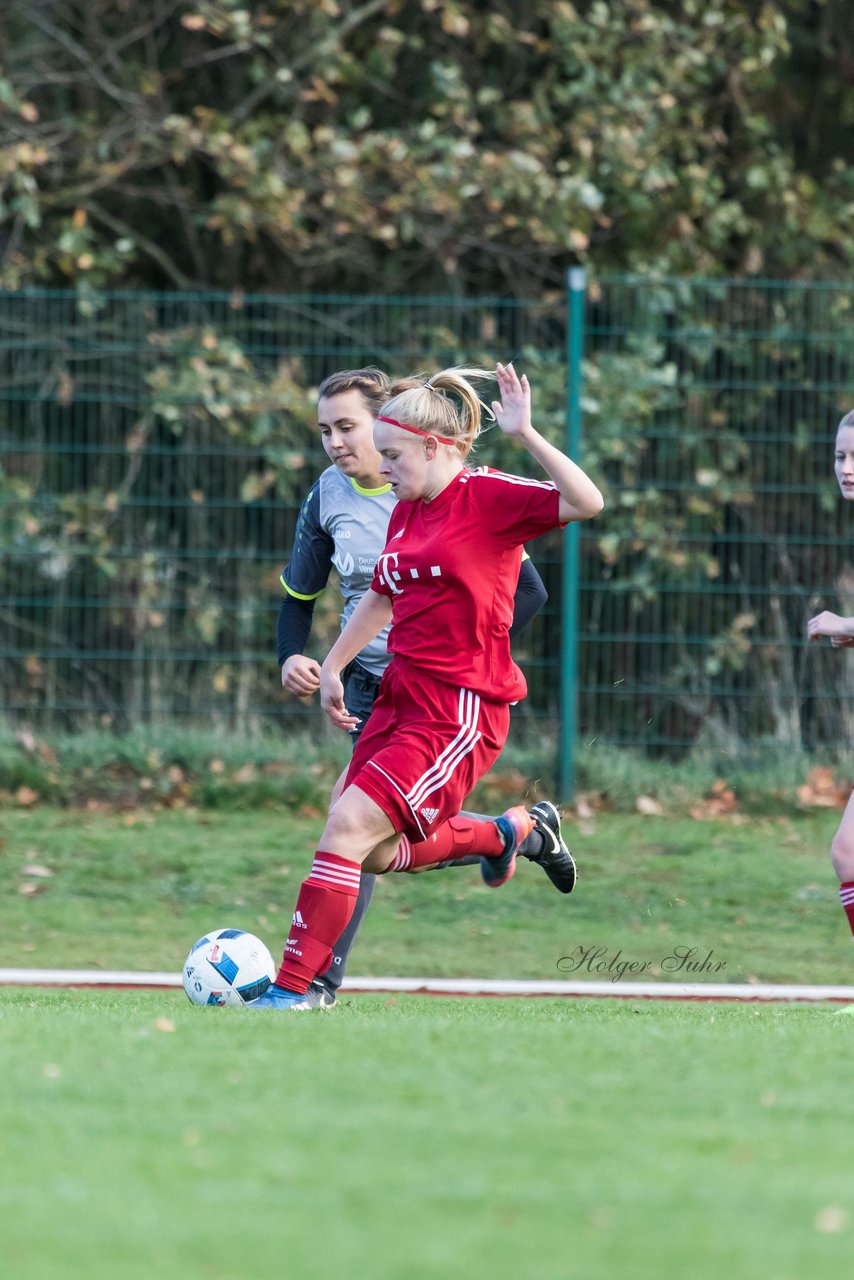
[345,657,510,841]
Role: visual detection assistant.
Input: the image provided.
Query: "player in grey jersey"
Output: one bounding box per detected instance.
[277,367,574,1006]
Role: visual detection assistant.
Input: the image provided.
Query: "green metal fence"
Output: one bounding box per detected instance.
[0,288,566,741]
[1,279,853,784]
[575,274,854,772]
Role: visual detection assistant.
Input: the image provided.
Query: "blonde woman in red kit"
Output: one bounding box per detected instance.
[254,362,604,1008]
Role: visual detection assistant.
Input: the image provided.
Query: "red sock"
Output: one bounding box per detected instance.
[840,882,854,937]
[388,815,504,871]
[275,852,361,993]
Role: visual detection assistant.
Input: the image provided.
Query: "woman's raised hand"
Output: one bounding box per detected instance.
[492,362,532,439]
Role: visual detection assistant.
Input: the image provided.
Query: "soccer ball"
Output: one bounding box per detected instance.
[182,928,276,1007]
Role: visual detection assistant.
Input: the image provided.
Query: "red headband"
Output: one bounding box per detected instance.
[376,415,457,448]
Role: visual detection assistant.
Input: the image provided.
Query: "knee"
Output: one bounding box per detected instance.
[324,801,364,848]
[321,793,387,863]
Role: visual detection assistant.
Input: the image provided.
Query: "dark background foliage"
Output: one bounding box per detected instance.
[3,3,854,763]
[2,0,853,295]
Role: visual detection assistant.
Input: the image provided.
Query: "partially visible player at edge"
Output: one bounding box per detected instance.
[807,408,854,944]
[254,361,604,1009]
[278,366,565,1007]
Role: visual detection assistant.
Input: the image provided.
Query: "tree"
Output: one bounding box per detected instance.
[1,0,853,295]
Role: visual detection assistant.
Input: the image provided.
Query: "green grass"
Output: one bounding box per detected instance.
[3,803,854,1278]
[0,805,850,984]
[2,991,852,1280]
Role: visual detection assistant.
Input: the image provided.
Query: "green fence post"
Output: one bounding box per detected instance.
[559,267,586,801]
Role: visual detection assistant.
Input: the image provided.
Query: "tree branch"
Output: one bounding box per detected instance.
[230,0,391,124]
[84,200,195,288]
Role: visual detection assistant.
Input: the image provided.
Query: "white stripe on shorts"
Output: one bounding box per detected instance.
[405,687,482,812]
[365,687,483,839]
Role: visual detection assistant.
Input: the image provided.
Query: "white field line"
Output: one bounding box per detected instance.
[1,968,854,1004]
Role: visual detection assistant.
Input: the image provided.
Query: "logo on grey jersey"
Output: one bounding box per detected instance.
[333,550,355,576]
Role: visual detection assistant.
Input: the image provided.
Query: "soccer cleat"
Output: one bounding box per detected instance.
[304,981,337,1009]
[480,805,536,888]
[248,983,312,1010]
[520,800,577,895]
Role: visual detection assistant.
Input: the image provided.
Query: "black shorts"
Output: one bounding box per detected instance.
[342,659,384,747]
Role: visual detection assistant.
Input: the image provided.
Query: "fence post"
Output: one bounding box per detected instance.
[559,267,586,801]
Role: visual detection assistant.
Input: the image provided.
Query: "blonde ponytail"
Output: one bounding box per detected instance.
[381,367,495,458]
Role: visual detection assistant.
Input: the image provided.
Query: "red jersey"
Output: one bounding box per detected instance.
[370,466,561,702]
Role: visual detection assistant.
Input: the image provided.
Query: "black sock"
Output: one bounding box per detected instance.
[519,829,545,858]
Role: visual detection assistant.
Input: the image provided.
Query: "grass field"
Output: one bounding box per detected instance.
[2,991,852,1280]
[1,804,851,984]
[3,801,854,1278]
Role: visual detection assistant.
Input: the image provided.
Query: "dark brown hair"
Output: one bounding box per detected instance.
[317,367,392,418]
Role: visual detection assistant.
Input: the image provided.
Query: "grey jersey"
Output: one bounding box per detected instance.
[280,465,397,676]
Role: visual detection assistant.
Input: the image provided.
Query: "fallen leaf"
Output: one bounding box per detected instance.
[636,795,664,817]
[575,791,609,819]
[797,767,850,808]
[690,781,738,819]
[815,1206,847,1234]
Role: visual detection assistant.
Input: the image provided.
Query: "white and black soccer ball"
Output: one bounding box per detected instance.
[182,928,276,1007]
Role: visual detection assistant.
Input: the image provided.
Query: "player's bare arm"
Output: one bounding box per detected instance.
[320,589,393,729]
[492,362,604,523]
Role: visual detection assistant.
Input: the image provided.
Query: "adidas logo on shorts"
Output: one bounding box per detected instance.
[419,807,439,823]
